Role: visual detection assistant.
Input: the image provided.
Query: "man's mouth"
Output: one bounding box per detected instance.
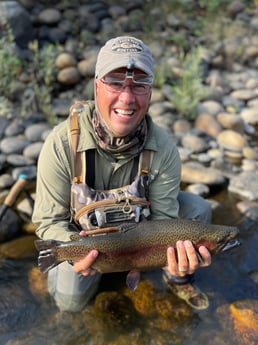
[114,109,134,116]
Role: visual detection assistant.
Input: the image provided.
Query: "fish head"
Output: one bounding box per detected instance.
[194,226,240,255]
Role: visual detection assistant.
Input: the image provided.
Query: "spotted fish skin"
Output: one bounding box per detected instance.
[35,218,239,274]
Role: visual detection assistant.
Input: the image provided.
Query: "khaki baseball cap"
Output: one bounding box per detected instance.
[95,36,154,80]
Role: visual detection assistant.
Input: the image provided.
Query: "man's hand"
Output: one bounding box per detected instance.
[73,249,99,276]
[165,240,211,276]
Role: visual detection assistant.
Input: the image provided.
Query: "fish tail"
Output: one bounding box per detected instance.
[34,239,63,273]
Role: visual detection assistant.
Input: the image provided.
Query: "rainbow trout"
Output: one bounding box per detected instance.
[35,219,239,283]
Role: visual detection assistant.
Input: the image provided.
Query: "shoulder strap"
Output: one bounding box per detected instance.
[138,149,152,176]
[85,149,95,188]
[68,101,89,183]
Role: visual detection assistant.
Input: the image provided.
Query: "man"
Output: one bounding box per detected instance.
[32,36,211,312]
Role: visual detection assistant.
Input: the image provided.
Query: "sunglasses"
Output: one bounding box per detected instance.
[100,70,153,95]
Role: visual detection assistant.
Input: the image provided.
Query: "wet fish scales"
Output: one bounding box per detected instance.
[35,218,239,274]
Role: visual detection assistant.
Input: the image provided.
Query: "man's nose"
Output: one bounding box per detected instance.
[118,85,136,101]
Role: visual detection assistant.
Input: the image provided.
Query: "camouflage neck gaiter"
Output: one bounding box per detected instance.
[92,110,147,157]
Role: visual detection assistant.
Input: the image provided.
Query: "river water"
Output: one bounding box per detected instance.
[0,190,257,345]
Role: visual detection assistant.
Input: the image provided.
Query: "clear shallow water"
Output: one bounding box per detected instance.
[0,192,258,345]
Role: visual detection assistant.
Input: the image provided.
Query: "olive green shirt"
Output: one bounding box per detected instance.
[32,102,181,241]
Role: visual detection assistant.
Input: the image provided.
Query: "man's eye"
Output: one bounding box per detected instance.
[133,84,146,90]
[110,82,122,88]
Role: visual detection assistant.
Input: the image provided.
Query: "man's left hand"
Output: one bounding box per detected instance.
[165,240,211,276]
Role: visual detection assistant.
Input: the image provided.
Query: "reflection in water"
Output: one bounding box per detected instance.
[0,193,258,345]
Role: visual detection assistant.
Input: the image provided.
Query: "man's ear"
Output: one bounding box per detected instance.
[94,79,99,94]
[149,89,152,102]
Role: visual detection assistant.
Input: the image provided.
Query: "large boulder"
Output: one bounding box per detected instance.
[0,1,34,49]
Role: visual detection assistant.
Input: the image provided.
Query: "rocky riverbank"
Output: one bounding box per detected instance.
[0,0,258,232]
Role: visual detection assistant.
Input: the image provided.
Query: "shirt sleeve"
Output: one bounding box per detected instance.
[32,124,74,241]
[148,136,181,220]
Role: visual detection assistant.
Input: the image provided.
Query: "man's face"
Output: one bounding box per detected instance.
[95,68,152,137]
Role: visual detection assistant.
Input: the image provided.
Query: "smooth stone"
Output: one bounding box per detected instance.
[55,52,77,69]
[181,161,226,185]
[185,183,210,197]
[6,154,34,166]
[236,200,258,221]
[195,112,222,138]
[57,66,81,85]
[0,137,30,155]
[217,130,247,152]
[23,142,44,160]
[228,171,258,200]
[216,112,245,133]
[24,123,51,142]
[240,107,258,125]
[181,134,208,153]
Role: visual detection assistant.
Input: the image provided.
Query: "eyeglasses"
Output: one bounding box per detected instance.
[100,70,153,95]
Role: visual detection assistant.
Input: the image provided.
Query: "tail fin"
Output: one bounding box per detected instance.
[34,239,63,273]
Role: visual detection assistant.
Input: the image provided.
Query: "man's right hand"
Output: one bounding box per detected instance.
[73,250,99,276]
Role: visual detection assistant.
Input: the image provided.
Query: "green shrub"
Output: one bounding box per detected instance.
[170,47,208,120]
[26,40,61,125]
[0,19,24,100]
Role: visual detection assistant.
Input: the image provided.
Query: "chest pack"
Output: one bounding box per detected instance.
[68,101,153,234]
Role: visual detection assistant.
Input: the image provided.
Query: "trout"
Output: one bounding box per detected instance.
[35,218,239,288]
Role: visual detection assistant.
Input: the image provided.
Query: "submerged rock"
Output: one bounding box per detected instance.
[230,299,258,345]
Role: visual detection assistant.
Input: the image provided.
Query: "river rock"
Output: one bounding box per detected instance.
[0,173,14,189]
[181,161,226,185]
[173,119,191,134]
[181,134,209,153]
[242,146,258,160]
[185,183,210,197]
[230,89,257,101]
[241,159,258,171]
[236,200,258,220]
[217,129,247,152]
[228,170,258,200]
[0,235,37,259]
[229,299,258,345]
[57,66,81,85]
[78,56,97,77]
[0,1,34,49]
[0,137,31,155]
[28,267,49,301]
[24,123,51,142]
[240,107,258,125]
[23,142,43,160]
[6,153,34,166]
[37,8,62,25]
[194,112,222,138]
[197,100,224,116]
[17,192,35,217]
[55,52,77,69]
[227,0,245,18]
[216,112,245,132]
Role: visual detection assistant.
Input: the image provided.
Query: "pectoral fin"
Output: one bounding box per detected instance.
[126,270,141,291]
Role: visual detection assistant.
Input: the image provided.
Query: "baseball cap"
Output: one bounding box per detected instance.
[95,36,154,81]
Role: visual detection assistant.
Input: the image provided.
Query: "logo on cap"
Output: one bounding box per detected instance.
[111,37,143,53]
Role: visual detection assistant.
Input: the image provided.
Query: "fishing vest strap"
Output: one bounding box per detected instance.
[139,149,152,176]
[69,101,89,183]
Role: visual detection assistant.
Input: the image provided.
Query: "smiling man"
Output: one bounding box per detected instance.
[33,36,212,312]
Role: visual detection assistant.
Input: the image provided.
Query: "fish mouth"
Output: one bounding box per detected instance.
[195,238,240,263]
[221,239,241,252]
